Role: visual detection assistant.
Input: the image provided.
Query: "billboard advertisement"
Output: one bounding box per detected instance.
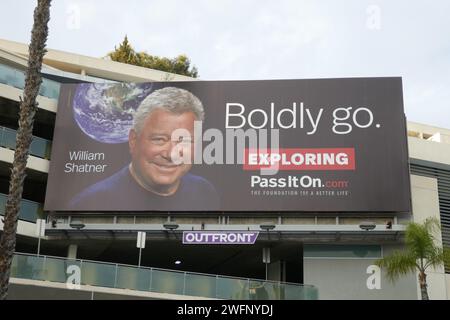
[44,78,411,212]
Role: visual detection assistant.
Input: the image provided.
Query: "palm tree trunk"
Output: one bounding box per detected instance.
[0,0,51,300]
[418,271,429,300]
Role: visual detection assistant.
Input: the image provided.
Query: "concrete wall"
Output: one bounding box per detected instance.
[303,245,417,300]
[408,136,450,165]
[8,278,213,300]
[447,274,450,299]
[411,174,448,300]
[303,175,449,300]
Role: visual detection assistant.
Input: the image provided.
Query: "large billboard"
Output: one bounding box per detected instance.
[44,78,411,213]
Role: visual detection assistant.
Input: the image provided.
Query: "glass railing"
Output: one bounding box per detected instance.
[0,193,42,223]
[0,125,52,159]
[0,63,60,100]
[10,252,319,300]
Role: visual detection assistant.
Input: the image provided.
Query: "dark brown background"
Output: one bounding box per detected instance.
[44,78,411,213]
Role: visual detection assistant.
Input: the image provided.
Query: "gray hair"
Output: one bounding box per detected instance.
[133,87,204,133]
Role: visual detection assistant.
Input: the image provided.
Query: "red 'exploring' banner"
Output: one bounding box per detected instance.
[243,148,356,170]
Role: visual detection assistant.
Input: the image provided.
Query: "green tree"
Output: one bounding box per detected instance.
[375,218,450,300]
[0,0,52,300]
[171,54,198,78]
[108,36,199,78]
[108,35,139,65]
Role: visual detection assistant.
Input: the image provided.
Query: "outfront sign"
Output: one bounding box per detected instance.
[44,78,411,213]
[182,232,259,245]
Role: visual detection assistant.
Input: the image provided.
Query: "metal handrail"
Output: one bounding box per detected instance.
[13,251,315,289]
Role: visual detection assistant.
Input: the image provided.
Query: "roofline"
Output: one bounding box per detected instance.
[0,38,195,82]
[407,121,450,136]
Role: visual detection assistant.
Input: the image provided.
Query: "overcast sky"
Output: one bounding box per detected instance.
[0,0,449,128]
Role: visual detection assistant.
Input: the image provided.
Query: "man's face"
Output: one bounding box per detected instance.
[129,109,196,194]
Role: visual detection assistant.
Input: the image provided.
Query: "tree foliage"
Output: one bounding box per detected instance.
[375,217,450,300]
[108,36,198,78]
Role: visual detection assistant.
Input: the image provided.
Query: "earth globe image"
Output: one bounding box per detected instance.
[73,82,153,143]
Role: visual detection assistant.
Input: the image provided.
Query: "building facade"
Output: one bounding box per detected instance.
[0,38,449,300]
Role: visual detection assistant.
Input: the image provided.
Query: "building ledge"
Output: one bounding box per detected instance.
[10,277,216,300]
[0,82,57,113]
[0,147,49,173]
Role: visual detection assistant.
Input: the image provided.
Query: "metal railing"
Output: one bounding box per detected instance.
[11,252,318,300]
[0,125,52,159]
[0,193,42,223]
[0,63,60,100]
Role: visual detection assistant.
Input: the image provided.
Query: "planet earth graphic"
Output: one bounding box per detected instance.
[73,82,153,143]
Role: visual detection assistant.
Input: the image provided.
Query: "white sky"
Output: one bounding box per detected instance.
[0,0,449,128]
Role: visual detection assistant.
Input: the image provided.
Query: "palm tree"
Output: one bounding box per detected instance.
[375,217,450,300]
[0,0,52,300]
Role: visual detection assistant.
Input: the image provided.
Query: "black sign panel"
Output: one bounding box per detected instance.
[44,78,411,212]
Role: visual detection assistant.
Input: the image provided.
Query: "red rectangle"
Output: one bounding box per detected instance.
[243,148,355,171]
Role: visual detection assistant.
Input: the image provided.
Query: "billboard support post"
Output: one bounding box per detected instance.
[263,247,271,280]
[138,247,142,267]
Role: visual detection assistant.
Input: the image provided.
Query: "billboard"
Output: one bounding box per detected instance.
[44,78,411,213]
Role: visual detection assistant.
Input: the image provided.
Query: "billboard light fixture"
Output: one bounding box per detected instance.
[163,222,179,230]
[359,221,376,231]
[260,223,276,231]
[69,221,85,230]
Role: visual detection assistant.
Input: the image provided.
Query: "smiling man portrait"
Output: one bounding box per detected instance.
[69,87,220,211]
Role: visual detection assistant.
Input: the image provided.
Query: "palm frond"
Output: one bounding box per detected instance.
[377,217,447,298]
[375,250,416,283]
[405,219,439,260]
[423,247,444,269]
[443,246,450,267]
